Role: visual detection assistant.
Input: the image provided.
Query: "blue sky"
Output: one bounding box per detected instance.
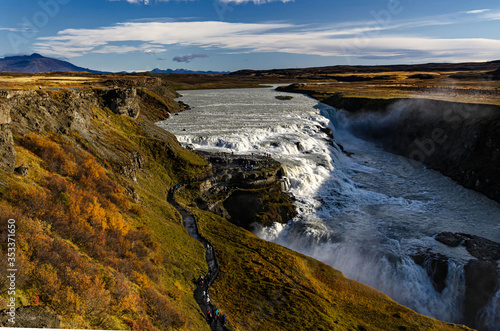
[1,0,500,72]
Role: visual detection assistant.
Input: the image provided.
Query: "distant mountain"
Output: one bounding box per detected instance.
[149,68,229,74]
[0,53,101,73]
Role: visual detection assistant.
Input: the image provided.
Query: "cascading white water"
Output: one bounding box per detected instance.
[157,87,500,329]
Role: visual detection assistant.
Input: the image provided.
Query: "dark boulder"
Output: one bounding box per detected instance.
[437,232,500,262]
[411,250,449,293]
[436,232,468,247]
[463,236,500,261]
[319,126,334,139]
[14,164,29,176]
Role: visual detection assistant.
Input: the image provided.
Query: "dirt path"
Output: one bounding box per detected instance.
[167,185,226,330]
[165,151,279,330]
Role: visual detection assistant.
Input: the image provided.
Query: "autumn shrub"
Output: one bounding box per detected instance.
[21,133,78,177]
[3,132,180,328]
[142,287,187,329]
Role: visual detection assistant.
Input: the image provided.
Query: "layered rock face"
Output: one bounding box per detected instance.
[0,98,16,171]
[338,98,500,203]
[0,87,151,176]
[100,88,140,119]
[193,152,296,230]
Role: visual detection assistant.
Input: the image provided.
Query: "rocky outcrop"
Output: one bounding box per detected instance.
[14,164,29,176]
[0,126,15,171]
[436,232,500,261]
[0,100,11,124]
[0,306,61,328]
[100,88,140,119]
[0,100,16,171]
[411,250,449,293]
[1,87,149,175]
[193,152,296,230]
[118,151,145,182]
[436,232,500,329]
[5,89,95,135]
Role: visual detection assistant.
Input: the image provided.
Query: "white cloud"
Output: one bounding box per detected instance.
[33,16,500,63]
[466,9,491,15]
[0,27,28,32]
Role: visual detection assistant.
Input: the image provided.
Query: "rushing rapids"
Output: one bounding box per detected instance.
[157,87,500,329]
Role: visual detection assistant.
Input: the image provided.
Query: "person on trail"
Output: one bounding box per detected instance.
[223,314,226,326]
[207,311,212,324]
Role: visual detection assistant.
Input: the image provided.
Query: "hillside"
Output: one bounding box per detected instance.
[229,60,500,78]
[0,53,100,73]
[0,74,471,330]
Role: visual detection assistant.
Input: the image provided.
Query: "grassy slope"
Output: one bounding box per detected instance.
[169,200,470,331]
[0,87,211,330]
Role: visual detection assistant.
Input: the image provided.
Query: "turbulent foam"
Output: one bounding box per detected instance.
[159,87,500,327]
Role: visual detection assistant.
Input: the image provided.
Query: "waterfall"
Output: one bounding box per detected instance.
[158,87,500,329]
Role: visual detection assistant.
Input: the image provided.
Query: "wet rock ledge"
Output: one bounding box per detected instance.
[185,151,296,231]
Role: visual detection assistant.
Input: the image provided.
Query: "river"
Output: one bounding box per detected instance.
[157,87,500,329]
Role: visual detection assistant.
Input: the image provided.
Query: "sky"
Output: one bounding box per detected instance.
[1,0,500,72]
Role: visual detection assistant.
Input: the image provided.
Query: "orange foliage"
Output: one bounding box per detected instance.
[143,287,188,329]
[22,133,78,177]
[2,133,165,328]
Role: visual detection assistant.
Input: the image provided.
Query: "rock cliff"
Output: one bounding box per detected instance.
[0,85,175,179]
[0,99,15,171]
[190,152,296,230]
